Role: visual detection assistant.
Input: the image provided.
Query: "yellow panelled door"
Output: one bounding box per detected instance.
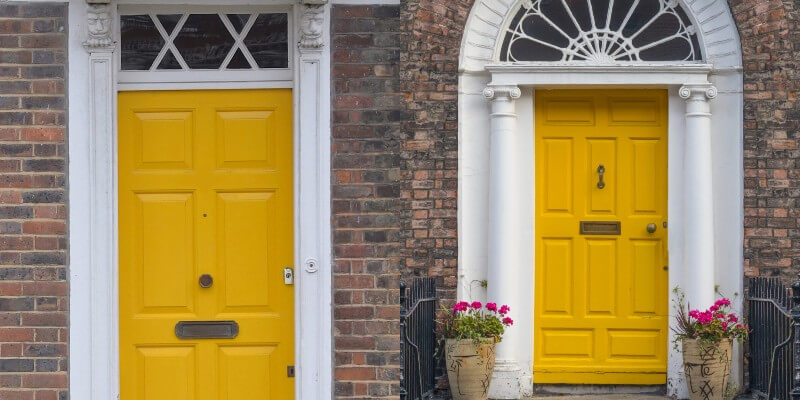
[534,89,668,384]
[119,89,294,399]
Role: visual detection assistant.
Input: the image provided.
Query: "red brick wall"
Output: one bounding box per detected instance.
[331,2,470,397]
[0,3,68,400]
[332,5,405,398]
[734,0,800,280]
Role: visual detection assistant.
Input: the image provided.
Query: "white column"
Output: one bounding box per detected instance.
[295,3,332,400]
[483,85,524,399]
[679,83,718,310]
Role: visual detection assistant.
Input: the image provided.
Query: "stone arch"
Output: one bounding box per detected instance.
[459,0,743,71]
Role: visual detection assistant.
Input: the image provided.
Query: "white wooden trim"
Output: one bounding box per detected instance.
[485,63,715,86]
[68,2,333,400]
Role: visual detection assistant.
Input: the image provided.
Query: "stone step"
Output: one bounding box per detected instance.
[524,396,670,399]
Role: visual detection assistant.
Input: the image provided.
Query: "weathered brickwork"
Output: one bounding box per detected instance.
[735,0,800,280]
[332,0,477,396]
[332,5,405,398]
[0,3,68,400]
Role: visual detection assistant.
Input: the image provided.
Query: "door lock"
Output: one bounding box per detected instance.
[199,274,213,288]
[284,267,294,285]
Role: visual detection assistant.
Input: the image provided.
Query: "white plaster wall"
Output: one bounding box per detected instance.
[458,72,491,303]
[709,70,746,395]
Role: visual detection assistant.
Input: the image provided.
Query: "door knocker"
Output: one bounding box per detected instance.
[596,164,606,189]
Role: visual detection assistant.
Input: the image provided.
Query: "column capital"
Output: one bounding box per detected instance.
[483,85,521,101]
[679,83,717,100]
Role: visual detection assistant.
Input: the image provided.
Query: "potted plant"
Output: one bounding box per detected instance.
[436,301,513,400]
[673,291,748,400]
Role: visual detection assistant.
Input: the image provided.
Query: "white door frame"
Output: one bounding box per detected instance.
[67,1,332,399]
[457,1,744,398]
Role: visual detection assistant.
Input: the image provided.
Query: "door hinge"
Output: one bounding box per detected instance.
[287,365,295,377]
[284,267,294,285]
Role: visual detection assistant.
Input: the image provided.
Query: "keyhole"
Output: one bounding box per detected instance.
[203,213,207,217]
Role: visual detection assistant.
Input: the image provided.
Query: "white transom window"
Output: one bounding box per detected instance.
[117,5,293,87]
[499,0,702,62]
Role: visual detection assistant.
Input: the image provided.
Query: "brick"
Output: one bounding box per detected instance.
[0,359,34,372]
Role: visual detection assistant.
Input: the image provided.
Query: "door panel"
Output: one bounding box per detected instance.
[534,89,668,384]
[120,89,294,399]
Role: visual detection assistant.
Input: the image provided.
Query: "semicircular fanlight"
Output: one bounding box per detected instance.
[499,0,702,62]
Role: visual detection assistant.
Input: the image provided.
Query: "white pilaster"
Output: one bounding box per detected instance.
[680,83,718,310]
[483,84,525,399]
[77,2,118,400]
[295,2,332,399]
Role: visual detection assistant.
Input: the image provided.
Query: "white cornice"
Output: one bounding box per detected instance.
[485,63,714,87]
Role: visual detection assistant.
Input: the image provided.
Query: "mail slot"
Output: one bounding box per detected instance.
[175,321,239,339]
[580,221,621,235]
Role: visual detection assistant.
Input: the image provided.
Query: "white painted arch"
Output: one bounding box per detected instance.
[456,0,744,398]
[460,0,743,72]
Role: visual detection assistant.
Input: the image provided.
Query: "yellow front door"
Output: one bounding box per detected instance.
[119,89,294,399]
[534,89,668,384]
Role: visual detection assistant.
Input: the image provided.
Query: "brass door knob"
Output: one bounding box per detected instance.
[646,223,657,234]
[199,274,213,288]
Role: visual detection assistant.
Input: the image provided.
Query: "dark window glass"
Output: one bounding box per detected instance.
[509,39,562,62]
[227,14,251,33]
[157,49,182,69]
[639,37,693,61]
[520,14,570,48]
[157,14,182,36]
[539,0,579,38]
[609,0,637,31]
[173,14,235,69]
[563,0,592,31]
[227,49,252,69]
[591,0,609,30]
[244,13,289,69]
[632,14,680,48]
[501,0,702,62]
[120,15,164,70]
[622,0,659,37]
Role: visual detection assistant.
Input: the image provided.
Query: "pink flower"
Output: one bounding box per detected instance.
[721,322,729,330]
[453,301,469,312]
[471,301,482,309]
[486,302,498,312]
[498,305,510,315]
[709,305,719,312]
[728,314,738,323]
[736,324,744,329]
[502,317,514,326]
[715,298,731,307]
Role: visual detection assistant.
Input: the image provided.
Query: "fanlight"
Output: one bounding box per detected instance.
[500,0,702,62]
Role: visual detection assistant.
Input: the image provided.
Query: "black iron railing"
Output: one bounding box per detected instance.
[748,277,796,399]
[400,278,437,400]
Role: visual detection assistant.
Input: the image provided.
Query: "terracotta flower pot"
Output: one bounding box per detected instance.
[682,338,732,400]
[444,338,496,400]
